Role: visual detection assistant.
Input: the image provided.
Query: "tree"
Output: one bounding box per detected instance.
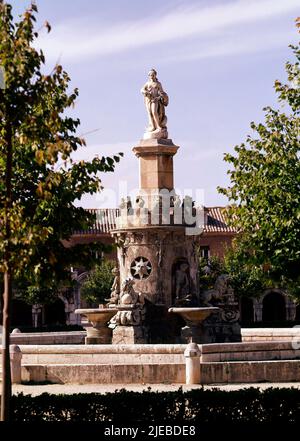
[223,244,267,299]
[198,251,265,299]
[198,255,225,293]
[218,30,300,297]
[80,259,115,305]
[0,3,121,420]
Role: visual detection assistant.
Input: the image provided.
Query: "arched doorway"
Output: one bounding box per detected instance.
[76,271,89,308]
[44,298,66,325]
[262,291,286,322]
[11,299,32,328]
[240,297,254,324]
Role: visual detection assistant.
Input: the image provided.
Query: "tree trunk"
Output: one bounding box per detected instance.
[1,112,13,421]
[1,271,12,421]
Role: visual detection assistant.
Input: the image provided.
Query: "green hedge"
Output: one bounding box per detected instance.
[11,387,300,422]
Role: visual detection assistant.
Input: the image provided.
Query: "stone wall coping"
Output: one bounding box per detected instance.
[242,328,300,336]
[10,331,86,337]
[19,344,188,355]
[201,359,300,366]
[200,341,297,354]
[18,341,298,356]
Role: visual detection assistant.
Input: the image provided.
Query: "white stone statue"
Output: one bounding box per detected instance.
[141,69,168,139]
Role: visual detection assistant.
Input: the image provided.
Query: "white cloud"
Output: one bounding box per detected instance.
[164,29,297,63]
[38,0,299,62]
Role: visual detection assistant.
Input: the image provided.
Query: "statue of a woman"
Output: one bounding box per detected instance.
[141,69,168,139]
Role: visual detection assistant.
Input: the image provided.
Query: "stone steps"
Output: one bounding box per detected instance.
[242,328,300,342]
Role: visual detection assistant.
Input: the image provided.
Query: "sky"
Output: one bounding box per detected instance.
[10,0,300,208]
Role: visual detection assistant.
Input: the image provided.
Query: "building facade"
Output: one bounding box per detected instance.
[11,207,299,328]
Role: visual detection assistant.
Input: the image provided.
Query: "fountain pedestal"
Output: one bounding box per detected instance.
[111,304,148,344]
[169,307,220,344]
[75,308,118,344]
[85,324,112,345]
[112,323,148,344]
[110,138,201,325]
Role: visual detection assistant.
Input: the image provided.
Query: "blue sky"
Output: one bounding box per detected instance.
[11,0,300,208]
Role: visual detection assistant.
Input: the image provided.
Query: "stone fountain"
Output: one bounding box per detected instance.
[16,72,297,388]
[109,69,205,344]
[77,69,240,345]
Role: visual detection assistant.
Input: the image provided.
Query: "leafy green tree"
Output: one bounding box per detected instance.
[198,255,225,292]
[80,259,115,305]
[223,244,267,299]
[198,249,266,300]
[0,2,121,420]
[218,33,300,297]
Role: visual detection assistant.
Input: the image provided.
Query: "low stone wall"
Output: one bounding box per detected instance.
[19,341,300,385]
[10,331,86,345]
[22,363,185,384]
[22,359,300,385]
[20,341,300,365]
[200,360,300,384]
[20,344,186,365]
[200,341,300,362]
[242,328,300,342]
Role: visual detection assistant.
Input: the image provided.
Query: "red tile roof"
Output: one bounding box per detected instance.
[205,207,236,233]
[74,207,236,235]
[86,208,119,234]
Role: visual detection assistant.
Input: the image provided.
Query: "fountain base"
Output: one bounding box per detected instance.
[112,325,148,344]
[86,326,112,345]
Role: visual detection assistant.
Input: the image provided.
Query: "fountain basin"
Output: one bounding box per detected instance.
[168,307,220,344]
[75,308,118,344]
[168,307,219,325]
